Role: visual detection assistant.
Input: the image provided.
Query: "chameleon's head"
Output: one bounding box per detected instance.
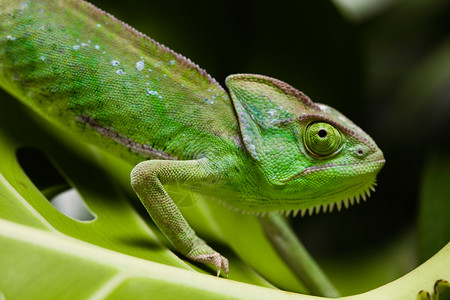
[225,74,385,213]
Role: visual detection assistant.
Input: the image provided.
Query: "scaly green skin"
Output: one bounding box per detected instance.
[0,0,385,276]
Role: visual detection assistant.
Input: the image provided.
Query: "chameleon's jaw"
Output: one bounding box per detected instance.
[281,180,377,217]
[244,179,378,218]
[223,158,385,217]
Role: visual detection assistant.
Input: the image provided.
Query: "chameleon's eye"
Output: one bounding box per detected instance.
[304,122,343,157]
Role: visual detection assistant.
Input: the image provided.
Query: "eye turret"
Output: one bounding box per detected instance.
[304,122,343,158]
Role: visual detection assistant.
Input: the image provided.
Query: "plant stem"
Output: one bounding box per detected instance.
[260,213,340,297]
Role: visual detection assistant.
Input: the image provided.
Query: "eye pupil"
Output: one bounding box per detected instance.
[318,129,327,138]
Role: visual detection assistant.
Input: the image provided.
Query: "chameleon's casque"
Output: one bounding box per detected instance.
[0,0,384,276]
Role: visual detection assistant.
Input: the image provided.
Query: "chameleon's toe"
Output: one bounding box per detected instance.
[214,254,229,278]
[187,252,229,277]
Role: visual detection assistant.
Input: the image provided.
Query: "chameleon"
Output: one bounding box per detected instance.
[0,0,384,277]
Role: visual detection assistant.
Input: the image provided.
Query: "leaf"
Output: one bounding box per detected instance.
[0,88,304,299]
[1,84,450,299]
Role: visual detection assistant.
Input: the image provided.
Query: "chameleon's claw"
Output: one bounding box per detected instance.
[214,254,229,278]
[188,252,229,278]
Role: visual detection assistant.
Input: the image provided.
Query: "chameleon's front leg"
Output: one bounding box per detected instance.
[130,158,229,276]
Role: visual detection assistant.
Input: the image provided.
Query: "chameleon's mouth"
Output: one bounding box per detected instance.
[282,159,386,183]
[228,159,385,217]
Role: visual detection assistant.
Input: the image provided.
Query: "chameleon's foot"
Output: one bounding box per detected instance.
[187,252,229,277]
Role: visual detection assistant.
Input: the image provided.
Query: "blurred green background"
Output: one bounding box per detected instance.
[87,0,450,268]
[2,0,449,296]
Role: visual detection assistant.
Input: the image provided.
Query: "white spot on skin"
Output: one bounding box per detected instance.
[136,60,144,71]
[249,144,256,152]
[169,59,175,66]
[81,43,89,47]
[116,69,125,75]
[148,68,152,72]
[6,35,16,41]
[73,45,80,50]
[95,45,100,50]
[204,98,214,105]
[39,56,46,61]
[267,109,277,116]
[147,89,158,96]
[97,24,101,28]
[111,60,120,66]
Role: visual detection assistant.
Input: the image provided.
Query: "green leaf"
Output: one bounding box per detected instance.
[0,89,302,299]
[1,85,450,299]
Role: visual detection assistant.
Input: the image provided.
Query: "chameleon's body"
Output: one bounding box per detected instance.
[0,0,384,275]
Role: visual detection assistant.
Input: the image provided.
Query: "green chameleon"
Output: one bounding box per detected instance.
[0,0,384,279]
